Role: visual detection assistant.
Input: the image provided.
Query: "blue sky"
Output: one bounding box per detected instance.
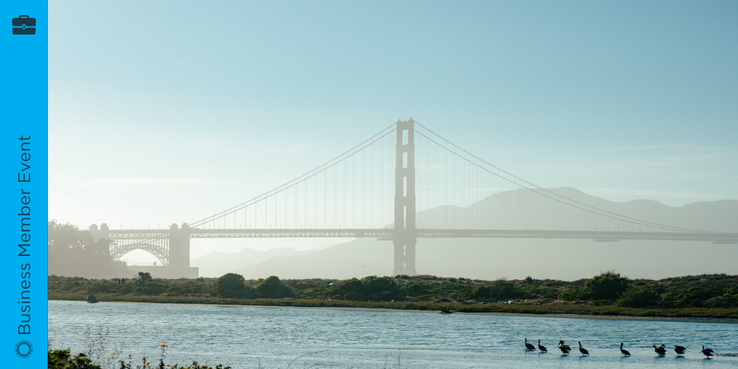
[49,1,738,254]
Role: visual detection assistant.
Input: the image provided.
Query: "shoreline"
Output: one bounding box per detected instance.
[49,295,738,324]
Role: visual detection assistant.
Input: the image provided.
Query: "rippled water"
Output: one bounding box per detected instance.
[49,300,738,368]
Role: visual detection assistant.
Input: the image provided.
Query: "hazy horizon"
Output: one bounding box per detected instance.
[171,188,738,281]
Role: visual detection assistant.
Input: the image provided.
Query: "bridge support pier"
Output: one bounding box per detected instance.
[169,223,197,277]
[393,119,417,276]
[89,223,198,278]
[88,223,111,255]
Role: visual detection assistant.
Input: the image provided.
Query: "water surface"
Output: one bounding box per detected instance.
[49,301,738,368]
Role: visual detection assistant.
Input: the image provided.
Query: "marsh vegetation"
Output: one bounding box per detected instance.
[49,271,738,319]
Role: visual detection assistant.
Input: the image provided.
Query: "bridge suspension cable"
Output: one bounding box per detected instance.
[189,119,720,235]
[189,122,397,229]
[99,119,735,277]
[414,121,716,234]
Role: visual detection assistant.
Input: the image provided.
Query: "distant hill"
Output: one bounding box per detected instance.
[414,187,738,232]
[191,247,319,277]
[196,188,738,280]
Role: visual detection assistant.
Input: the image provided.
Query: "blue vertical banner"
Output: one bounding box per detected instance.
[0,1,47,368]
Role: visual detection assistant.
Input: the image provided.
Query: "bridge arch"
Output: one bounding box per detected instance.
[110,241,169,266]
[89,223,192,271]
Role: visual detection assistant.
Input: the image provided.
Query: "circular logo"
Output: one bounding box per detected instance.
[15,340,33,359]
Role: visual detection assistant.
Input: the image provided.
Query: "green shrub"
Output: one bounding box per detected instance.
[217,273,245,298]
[49,349,101,369]
[329,276,404,301]
[730,286,738,296]
[170,361,231,369]
[674,284,726,307]
[403,282,436,300]
[557,288,578,301]
[253,276,293,299]
[470,278,523,301]
[617,286,660,308]
[360,276,404,301]
[576,271,630,300]
[705,294,738,308]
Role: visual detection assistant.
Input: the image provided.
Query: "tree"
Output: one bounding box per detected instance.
[576,271,630,300]
[136,272,153,285]
[253,276,293,298]
[48,220,129,279]
[217,273,245,298]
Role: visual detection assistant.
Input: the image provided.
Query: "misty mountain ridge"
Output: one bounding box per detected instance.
[192,247,320,278]
[195,188,738,280]
[413,187,736,232]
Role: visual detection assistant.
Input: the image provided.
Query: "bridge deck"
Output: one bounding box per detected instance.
[107,229,738,243]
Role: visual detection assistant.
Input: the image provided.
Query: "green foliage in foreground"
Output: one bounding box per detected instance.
[48,349,231,369]
[169,361,231,369]
[48,349,101,369]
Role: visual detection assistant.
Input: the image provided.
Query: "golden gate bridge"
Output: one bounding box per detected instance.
[88,119,738,278]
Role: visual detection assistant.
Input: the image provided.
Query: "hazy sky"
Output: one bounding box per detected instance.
[49,1,738,260]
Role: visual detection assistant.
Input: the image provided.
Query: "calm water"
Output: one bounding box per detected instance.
[49,300,738,368]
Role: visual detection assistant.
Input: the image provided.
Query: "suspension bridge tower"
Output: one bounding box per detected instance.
[394,118,417,276]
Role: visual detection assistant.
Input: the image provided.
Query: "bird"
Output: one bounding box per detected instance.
[525,338,535,351]
[674,345,686,356]
[538,340,547,352]
[702,346,714,358]
[620,342,630,356]
[654,344,666,356]
[558,340,571,354]
[578,341,589,356]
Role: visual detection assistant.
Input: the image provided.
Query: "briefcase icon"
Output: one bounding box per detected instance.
[12,15,36,35]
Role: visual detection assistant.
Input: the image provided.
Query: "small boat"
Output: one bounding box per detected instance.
[439,306,452,314]
[86,293,98,303]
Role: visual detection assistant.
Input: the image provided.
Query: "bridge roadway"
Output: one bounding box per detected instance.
[107,228,738,243]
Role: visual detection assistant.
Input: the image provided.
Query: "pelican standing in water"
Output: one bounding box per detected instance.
[578,341,589,356]
[538,340,547,352]
[674,345,686,356]
[558,340,571,355]
[702,346,714,358]
[654,344,666,356]
[620,343,630,356]
[524,338,535,351]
